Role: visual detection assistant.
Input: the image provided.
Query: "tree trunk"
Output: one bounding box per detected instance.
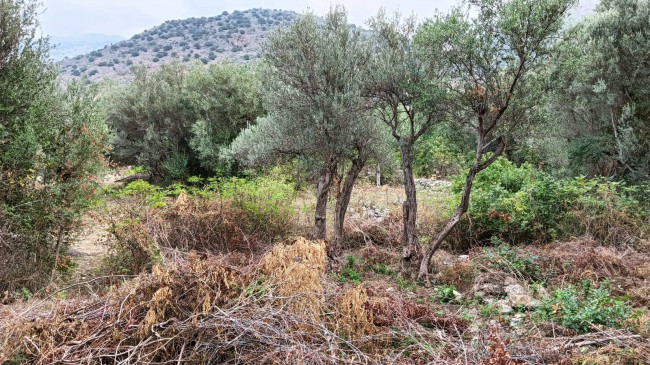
[312,156,338,240]
[418,136,506,281]
[418,161,478,281]
[50,223,66,282]
[376,164,381,186]
[399,139,420,277]
[332,157,366,257]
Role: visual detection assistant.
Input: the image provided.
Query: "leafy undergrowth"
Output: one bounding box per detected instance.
[2,183,649,364]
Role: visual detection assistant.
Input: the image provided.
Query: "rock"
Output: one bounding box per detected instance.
[497,299,513,314]
[504,284,526,297]
[477,283,505,296]
[509,294,532,307]
[509,313,525,327]
[508,294,542,309]
[453,290,463,301]
[414,178,452,190]
[529,299,542,308]
[535,285,550,300]
[504,276,518,286]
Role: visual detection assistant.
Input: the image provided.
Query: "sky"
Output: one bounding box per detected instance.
[40,0,598,39]
[40,0,456,38]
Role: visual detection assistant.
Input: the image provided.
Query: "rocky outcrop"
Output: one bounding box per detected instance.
[414,178,452,190]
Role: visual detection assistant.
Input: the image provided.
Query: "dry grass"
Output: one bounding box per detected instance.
[259,237,326,320]
[528,237,650,306]
[3,181,650,364]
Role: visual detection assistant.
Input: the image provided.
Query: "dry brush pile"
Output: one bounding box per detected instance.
[0,238,465,364]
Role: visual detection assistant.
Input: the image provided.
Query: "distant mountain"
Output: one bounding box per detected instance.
[51,34,125,61]
[57,3,598,84]
[57,9,298,83]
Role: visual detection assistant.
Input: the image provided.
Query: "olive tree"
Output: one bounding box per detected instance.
[367,11,450,276]
[107,61,263,180]
[547,0,650,179]
[1,0,110,291]
[188,62,264,173]
[107,62,194,181]
[231,6,375,255]
[417,0,575,280]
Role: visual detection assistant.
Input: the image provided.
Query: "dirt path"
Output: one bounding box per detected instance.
[67,214,110,281]
[66,168,128,282]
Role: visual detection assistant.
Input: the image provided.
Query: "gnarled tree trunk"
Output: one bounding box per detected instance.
[399,139,420,277]
[418,135,506,281]
[313,155,338,240]
[332,156,366,257]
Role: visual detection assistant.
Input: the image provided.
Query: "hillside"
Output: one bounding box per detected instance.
[50,34,125,61]
[57,9,298,83]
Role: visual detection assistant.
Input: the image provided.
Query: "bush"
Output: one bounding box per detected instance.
[451,157,650,246]
[537,281,631,333]
[477,241,541,280]
[213,177,296,236]
[413,127,468,178]
[102,177,297,275]
[1,79,109,292]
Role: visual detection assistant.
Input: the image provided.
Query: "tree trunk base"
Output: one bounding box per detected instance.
[399,246,422,280]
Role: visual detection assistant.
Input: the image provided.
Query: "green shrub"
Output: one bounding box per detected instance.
[452,157,649,245]
[118,180,166,208]
[334,256,363,284]
[367,262,392,275]
[162,151,189,182]
[206,176,296,238]
[537,281,631,333]
[413,126,468,178]
[434,284,456,303]
[396,277,417,292]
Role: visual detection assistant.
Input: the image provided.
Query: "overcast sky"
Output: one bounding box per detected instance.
[40,0,598,39]
[40,0,457,38]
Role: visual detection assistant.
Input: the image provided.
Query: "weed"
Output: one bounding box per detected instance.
[480,303,500,318]
[334,255,363,284]
[481,241,541,280]
[367,262,393,275]
[396,277,416,292]
[16,287,33,301]
[536,280,631,333]
[434,284,457,303]
[124,166,149,175]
